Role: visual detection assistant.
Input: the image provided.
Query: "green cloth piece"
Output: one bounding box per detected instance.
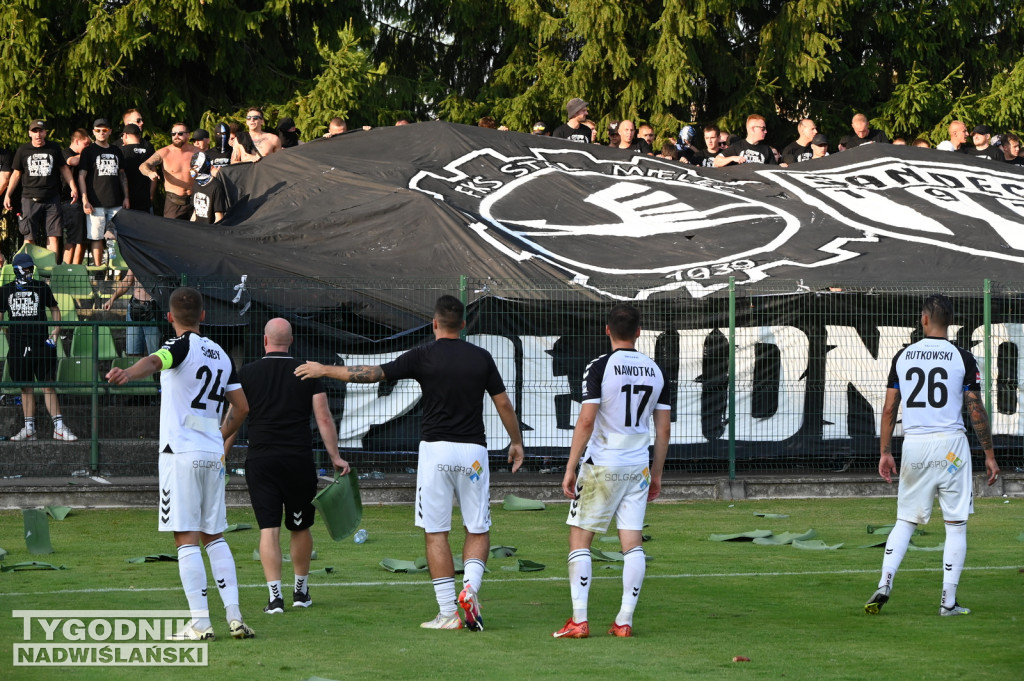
[753,529,818,546]
[500,559,546,572]
[1,561,67,572]
[308,567,335,575]
[489,545,517,558]
[754,513,789,518]
[590,549,624,562]
[857,539,889,548]
[45,506,72,521]
[312,472,363,540]
[23,509,53,555]
[126,553,178,563]
[908,541,945,552]
[709,529,774,542]
[792,539,844,550]
[224,523,252,533]
[502,494,546,511]
[1017,532,1024,542]
[379,558,428,573]
[0,546,7,561]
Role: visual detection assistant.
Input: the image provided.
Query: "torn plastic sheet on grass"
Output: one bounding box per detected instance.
[753,530,818,546]
[500,559,546,572]
[126,554,178,563]
[792,539,844,550]
[45,506,72,521]
[502,495,546,511]
[23,509,53,555]
[709,530,773,542]
[2,561,67,572]
[753,513,789,518]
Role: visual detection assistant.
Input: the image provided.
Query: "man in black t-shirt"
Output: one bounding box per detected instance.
[4,119,78,254]
[1002,134,1024,166]
[296,295,524,631]
[689,126,723,167]
[551,98,594,144]
[714,114,778,167]
[615,120,653,155]
[235,318,349,614]
[780,118,818,166]
[120,124,156,213]
[1,146,18,256]
[839,113,889,150]
[963,125,1004,162]
[189,152,226,224]
[0,253,77,441]
[60,131,91,264]
[207,124,233,172]
[78,119,129,269]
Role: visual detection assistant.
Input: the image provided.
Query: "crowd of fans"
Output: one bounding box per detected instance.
[1,101,1022,271]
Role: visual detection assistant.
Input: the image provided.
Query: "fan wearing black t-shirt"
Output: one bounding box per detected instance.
[120,124,156,213]
[3,120,78,253]
[780,119,818,166]
[551,98,594,144]
[614,120,653,155]
[838,113,889,150]
[714,115,778,167]
[295,295,525,631]
[963,125,1004,162]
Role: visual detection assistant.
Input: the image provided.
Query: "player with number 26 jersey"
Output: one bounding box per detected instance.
[156,331,240,455]
[887,338,980,435]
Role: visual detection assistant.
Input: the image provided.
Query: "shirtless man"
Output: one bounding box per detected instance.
[231,108,281,163]
[140,123,197,219]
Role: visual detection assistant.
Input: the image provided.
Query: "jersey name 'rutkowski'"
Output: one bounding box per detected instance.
[581,348,670,466]
[887,337,980,435]
[155,331,240,454]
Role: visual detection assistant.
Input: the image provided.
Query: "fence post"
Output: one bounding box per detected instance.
[459,274,467,341]
[90,323,100,472]
[728,276,736,480]
[983,279,992,414]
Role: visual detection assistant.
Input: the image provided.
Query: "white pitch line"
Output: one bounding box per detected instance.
[89,477,111,485]
[2,565,1018,598]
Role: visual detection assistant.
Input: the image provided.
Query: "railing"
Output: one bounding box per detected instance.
[2,275,1022,478]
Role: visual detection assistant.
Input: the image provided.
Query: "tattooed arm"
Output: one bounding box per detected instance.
[964,390,1000,485]
[878,387,901,483]
[294,361,385,383]
[140,150,163,181]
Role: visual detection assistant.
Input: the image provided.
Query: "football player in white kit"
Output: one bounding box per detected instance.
[107,287,255,639]
[865,294,999,616]
[553,303,671,638]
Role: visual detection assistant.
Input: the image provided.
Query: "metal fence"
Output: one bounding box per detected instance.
[2,273,1022,478]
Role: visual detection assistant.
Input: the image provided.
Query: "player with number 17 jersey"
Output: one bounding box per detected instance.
[156,331,239,455]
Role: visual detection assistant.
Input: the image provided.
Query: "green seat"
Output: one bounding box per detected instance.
[107,356,158,395]
[0,264,14,287]
[70,325,118,360]
[48,265,96,303]
[14,243,57,276]
[52,293,78,322]
[55,357,103,395]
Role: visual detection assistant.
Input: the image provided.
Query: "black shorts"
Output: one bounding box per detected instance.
[245,456,317,531]
[19,196,64,240]
[61,201,86,245]
[162,193,192,220]
[8,341,57,382]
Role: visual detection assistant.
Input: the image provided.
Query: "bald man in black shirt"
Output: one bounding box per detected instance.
[296,295,524,632]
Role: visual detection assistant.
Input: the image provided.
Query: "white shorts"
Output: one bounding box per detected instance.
[158,450,228,534]
[566,463,650,534]
[415,441,491,534]
[897,432,974,524]
[87,206,120,240]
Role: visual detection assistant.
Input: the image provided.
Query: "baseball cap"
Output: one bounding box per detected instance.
[532,121,546,133]
[566,98,588,119]
[13,253,34,269]
[191,128,210,141]
[29,119,47,131]
[122,123,142,136]
[277,117,297,132]
[811,133,829,146]
[971,124,992,136]
[93,118,112,129]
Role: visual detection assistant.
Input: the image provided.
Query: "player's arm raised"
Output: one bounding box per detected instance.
[295,361,385,383]
[490,391,524,473]
[964,389,1000,485]
[562,402,598,499]
[878,387,901,483]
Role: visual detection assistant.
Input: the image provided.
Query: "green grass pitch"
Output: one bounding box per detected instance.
[2,497,1022,681]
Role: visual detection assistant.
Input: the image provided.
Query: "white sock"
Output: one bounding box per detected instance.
[205,538,241,623]
[432,577,458,616]
[462,558,486,594]
[941,521,967,607]
[878,519,917,591]
[267,580,283,602]
[568,549,592,623]
[616,546,646,626]
[176,544,211,630]
[294,574,308,595]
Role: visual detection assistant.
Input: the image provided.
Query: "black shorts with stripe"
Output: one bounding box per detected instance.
[245,456,317,531]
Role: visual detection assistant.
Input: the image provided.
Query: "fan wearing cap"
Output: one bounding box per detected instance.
[963,125,1004,162]
[190,129,211,152]
[4,119,78,255]
[810,133,829,159]
[189,152,226,224]
[0,253,78,442]
[551,98,594,144]
[78,118,129,269]
[531,121,548,136]
[277,118,300,148]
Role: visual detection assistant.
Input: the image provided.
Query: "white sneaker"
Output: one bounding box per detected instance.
[169,623,215,641]
[229,619,255,638]
[53,425,78,442]
[420,611,463,630]
[11,426,37,442]
[940,603,971,616]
